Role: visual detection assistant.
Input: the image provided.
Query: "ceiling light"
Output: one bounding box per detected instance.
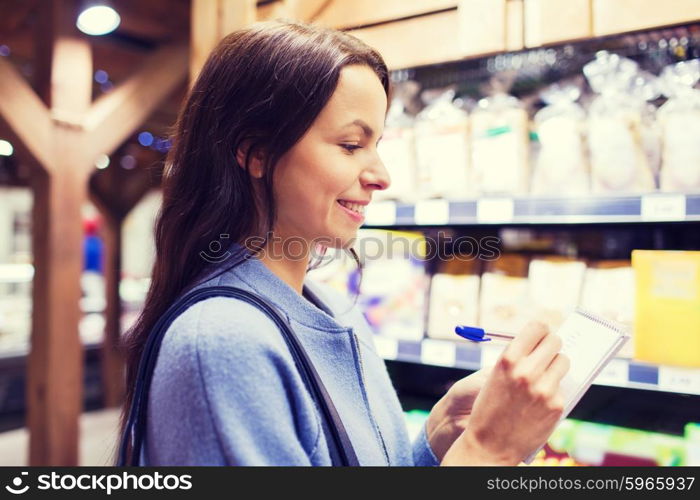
[0,140,13,156]
[77,5,121,36]
[95,154,110,169]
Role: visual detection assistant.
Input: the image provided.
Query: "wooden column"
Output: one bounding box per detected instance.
[26,0,92,466]
[0,0,188,465]
[100,213,124,409]
[89,160,157,409]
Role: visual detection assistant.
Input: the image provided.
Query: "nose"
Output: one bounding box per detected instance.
[360,152,391,191]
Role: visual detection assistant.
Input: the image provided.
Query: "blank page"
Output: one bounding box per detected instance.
[559,310,630,413]
[524,309,629,463]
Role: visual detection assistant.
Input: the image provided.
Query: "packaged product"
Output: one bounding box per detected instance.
[479,272,531,334]
[306,244,358,300]
[427,273,480,341]
[414,88,471,200]
[470,74,530,195]
[528,257,587,333]
[375,84,419,202]
[531,82,589,195]
[657,59,700,192]
[351,229,429,341]
[436,250,482,275]
[632,250,700,368]
[483,252,530,277]
[583,52,656,194]
[579,261,635,358]
[629,70,663,184]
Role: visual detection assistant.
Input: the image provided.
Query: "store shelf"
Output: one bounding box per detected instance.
[363,193,700,226]
[0,263,33,283]
[0,341,102,362]
[374,335,700,396]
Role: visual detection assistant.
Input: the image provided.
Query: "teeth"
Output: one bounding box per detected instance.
[338,200,365,215]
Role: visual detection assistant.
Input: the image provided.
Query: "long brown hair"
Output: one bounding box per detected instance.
[118,20,390,455]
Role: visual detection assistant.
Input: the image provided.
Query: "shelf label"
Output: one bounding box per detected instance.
[477,198,514,223]
[420,339,456,367]
[373,335,398,360]
[364,201,396,225]
[594,358,628,387]
[658,366,700,395]
[414,199,450,225]
[641,194,686,221]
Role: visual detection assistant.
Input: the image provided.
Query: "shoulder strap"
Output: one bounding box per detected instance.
[117,285,359,466]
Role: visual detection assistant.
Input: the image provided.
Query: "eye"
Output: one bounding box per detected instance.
[340,144,362,154]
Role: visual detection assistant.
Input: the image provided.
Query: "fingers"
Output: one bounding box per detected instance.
[517,330,563,381]
[502,321,550,364]
[537,353,571,396]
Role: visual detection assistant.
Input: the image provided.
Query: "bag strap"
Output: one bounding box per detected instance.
[118,285,359,466]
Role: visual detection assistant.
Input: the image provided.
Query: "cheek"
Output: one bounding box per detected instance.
[277,146,355,210]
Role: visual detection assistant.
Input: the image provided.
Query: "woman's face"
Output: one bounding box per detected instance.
[271,64,390,251]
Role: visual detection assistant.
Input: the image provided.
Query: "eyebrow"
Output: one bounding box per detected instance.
[342,119,379,139]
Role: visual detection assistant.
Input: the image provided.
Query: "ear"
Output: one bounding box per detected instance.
[235,141,266,179]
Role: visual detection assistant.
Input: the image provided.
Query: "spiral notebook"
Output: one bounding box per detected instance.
[524,308,631,464]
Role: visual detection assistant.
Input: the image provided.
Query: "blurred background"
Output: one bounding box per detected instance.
[0,0,699,466]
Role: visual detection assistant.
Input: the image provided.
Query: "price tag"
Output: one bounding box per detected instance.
[420,339,456,367]
[364,201,396,226]
[641,194,686,221]
[479,343,505,368]
[477,198,514,223]
[373,335,398,360]
[594,359,628,387]
[414,199,450,225]
[658,366,700,395]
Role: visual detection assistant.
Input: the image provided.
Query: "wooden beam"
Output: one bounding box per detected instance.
[348,10,465,70]
[257,1,289,22]
[83,43,188,162]
[313,0,458,29]
[283,0,332,22]
[191,0,256,84]
[49,1,93,127]
[0,58,53,170]
[220,0,257,36]
[190,0,220,84]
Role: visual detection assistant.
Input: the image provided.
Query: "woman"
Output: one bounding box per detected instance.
[120,20,569,466]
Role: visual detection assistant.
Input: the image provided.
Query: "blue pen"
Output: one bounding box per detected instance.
[454,325,515,343]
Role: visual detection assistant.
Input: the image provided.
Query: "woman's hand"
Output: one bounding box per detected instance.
[441,321,570,466]
[425,368,492,461]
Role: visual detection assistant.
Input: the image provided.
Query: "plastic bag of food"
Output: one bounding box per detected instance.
[414,87,471,199]
[584,52,655,193]
[470,74,530,195]
[376,83,419,202]
[657,59,700,192]
[531,82,589,195]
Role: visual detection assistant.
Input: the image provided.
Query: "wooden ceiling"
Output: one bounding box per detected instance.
[0,0,191,172]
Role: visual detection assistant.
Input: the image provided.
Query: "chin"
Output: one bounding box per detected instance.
[315,230,358,250]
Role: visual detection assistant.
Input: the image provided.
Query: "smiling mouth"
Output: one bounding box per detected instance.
[337,200,366,216]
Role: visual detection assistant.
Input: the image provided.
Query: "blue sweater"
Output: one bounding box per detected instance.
[143,244,440,466]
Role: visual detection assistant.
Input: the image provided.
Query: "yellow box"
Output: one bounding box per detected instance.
[632,250,700,368]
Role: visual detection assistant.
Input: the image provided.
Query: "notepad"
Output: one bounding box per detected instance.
[524,308,630,464]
